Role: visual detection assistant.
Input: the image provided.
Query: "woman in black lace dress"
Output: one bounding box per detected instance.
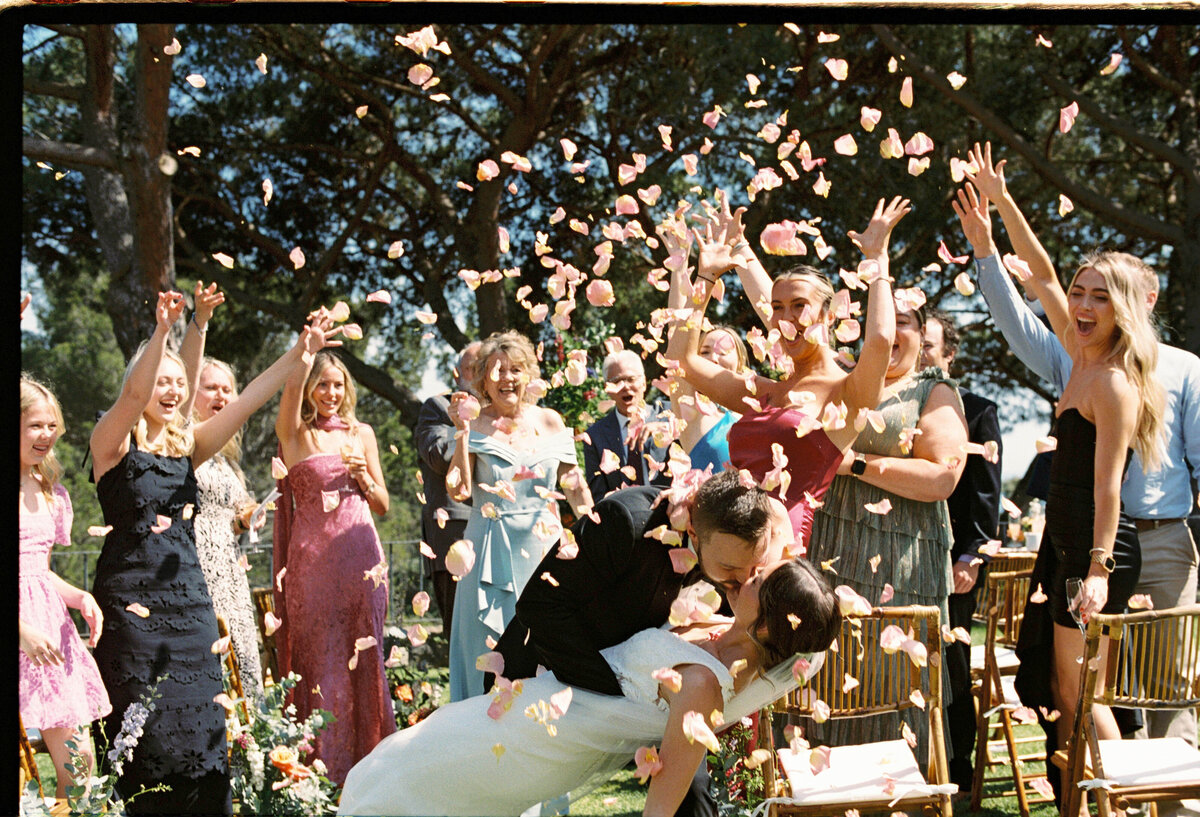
[89,292,340,813]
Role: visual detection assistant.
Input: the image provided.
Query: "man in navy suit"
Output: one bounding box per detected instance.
[582,349,671,499]
[923,310,1003,793]
[413,341,480,640]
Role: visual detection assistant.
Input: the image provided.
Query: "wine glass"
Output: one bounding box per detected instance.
[1065,577,1086,632]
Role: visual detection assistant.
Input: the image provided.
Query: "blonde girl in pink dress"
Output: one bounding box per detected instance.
[19,376,112,797]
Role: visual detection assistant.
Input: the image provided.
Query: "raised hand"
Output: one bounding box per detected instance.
[709,189,748,248]
[192,280,226,326]
[157,290,186,329]
[847,195,911,259]
[299,307,344,355]
[965,141,1008,202]
[951,183,996,257]
[657,204,694,272]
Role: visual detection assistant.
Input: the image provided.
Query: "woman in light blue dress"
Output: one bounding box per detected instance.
[446,331,593,700]
[671,325,747,474]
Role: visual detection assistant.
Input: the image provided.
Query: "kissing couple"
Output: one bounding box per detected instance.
[339,469,842,816]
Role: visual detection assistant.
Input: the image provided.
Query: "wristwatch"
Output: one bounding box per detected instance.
[1090,550,1116,573]
[850,453,867,477]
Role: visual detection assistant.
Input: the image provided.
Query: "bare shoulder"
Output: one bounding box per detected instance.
[356,421,377,440]
[536,406,568,433]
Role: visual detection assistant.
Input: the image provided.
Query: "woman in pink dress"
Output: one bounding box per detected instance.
[273,318,395,785]
[19,376,111,797]
[668,194,909,550]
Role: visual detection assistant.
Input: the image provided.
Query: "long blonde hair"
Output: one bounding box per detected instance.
[195,357,243,470]
[123,342,194,458]
[300,351,359,428]
[20,375,65,502]
[1072,251,1165,472]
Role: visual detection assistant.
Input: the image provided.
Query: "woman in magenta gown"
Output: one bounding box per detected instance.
[274,324,395,785]
[668,194,910,551]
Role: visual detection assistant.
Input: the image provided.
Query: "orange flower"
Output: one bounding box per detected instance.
[395,684,414,703]
[269,745,312,780]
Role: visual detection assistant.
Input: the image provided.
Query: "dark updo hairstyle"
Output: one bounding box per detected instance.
[750,558,842,671]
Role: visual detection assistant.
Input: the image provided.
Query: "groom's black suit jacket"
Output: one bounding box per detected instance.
[492,484,692,697]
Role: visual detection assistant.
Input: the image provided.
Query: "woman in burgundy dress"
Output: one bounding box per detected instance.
[273,311,395,785]
[668,194,909,550]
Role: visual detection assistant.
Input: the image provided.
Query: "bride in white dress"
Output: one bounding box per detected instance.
[337,559,841,817]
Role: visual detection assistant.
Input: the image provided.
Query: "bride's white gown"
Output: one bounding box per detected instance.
[338,626,815,816]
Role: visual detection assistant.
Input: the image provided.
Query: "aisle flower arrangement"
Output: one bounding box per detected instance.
[227,672,339,815]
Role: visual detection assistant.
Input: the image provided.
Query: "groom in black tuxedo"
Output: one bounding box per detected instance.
[490,469,790,816]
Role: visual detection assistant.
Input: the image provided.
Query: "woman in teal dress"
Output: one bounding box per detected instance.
[446,331,593,701]
[806,300,968,757]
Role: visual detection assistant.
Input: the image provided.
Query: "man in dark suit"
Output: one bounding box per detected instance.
[924,309,1003,793]
[490,470,791,817]
[414,341,480,640]
[582,349,671,499]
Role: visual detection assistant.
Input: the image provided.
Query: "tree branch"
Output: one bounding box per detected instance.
[1117,27,1191,99]
[23,136,118,170]
[442,29,523,115]
[871,24,1185,248]
[23,77,83,102]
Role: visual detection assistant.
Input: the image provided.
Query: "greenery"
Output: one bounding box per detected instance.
[384,631,452,730]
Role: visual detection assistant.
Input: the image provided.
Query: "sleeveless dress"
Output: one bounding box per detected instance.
[194,455,264,705]
[727,404,843,551]
[339,626,736,816]
[92,440,230,814]
[1043,408,1141,627]
[449,428,580,701]
[687,407,737,474]
[273,452,395,785]
[805,369,960,760]
[19,484,112,730]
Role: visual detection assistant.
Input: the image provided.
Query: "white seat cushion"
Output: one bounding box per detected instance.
[1094,738,1200,787]
[971,643,1019,672]
[778,739,939,805]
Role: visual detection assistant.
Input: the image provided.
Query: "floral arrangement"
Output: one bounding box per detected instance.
[226,672,339,815]
[20,677,169,816]
[383,637,450,729]
[706,716,767,817]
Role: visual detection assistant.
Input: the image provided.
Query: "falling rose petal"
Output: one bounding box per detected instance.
[817,30,840,42]
[681,711,719,752]
[868,554,883,574]
[476,650,505,677]
[947,71,967,89]
[860,106,882,132]
[652,667,683,693]
[834,585,873,617]
[163,37,182,55]
[1000,495,1023,517]
[900,638,927,668]
[668,547,698,574]
[263,610,282,636]
[954,272,976,296]
[1001,253,1033,282]
[982,440,1000,463]
[1058,194,1074,216]
[126,602,151,618]
[1028,582,1048,604]
[979,540,1002,557]
[212,252,235,269]
[410,590,431,617]
[833,134,858,156]
[328,301,351,322]
[810,745,832,775]
[899,76,914,107]
[791,656,812,684]
[540,571,560,587]
[634,746,663,783]
[907,157,931,177]
[682,154,699,175]
[1127,593,1154,610]
[746,73,761,94]
[1036,33,1053,48]
[879,625,906,653]
[556,537,579,560]
[419,541,436,559]
[255,53,268,74]
[88,524,113,537]
[842,673,860,693]
[211,634,232,655]
[386,240,406,260]
[342,323,363,341]
[1059,101,1080,134]
[1100,53,1123,76]
[879,583,895,604]
[865,498,893,515]
[477,159,500,182]
[1035,435,1058,454]
[213,692,236,713]
[366,289,392,305]
[824,58,848,81]
[813,172,831,198]
[879,128,904,159]
[902,721,918,748]
[406,623,429,647]
[615,194,639,215]
[151,514,173,534]
[413,310,439,326]
[355,104,369,119]
[1030,777,1056,800]
[407,63,434,86]
[586,279,615,308]
[321,489,340,512]
[185,73,206,89]
[938,240,970,265]
[446,539,476,578]
[904,132,934,156]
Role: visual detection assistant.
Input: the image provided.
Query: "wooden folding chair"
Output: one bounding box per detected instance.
[761,605,954,817]
[1060,604,1200,817]
[972,550,1038,624]
[216,615,250,725]
[970,567,1050,816]
[19,713,43,798]
[252,586,279,685]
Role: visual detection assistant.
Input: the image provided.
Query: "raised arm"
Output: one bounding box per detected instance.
[840,196,907,415]
[643,665,724,817]
[953,182,1072,391]
[661,212,700,422]
[197,311,341,465]
[965,142,1070,342]
[90,291,186,479]
[709,190,773,325]
[275,306,335,457]
[179,280,225,420]
[445,392,475,502]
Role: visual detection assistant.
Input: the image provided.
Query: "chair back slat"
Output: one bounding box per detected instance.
[1099,604,1200,709]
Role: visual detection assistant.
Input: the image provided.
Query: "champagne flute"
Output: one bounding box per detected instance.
[1065,577,1086,632]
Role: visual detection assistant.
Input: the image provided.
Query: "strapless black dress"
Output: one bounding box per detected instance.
[1044,408,1141,627]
